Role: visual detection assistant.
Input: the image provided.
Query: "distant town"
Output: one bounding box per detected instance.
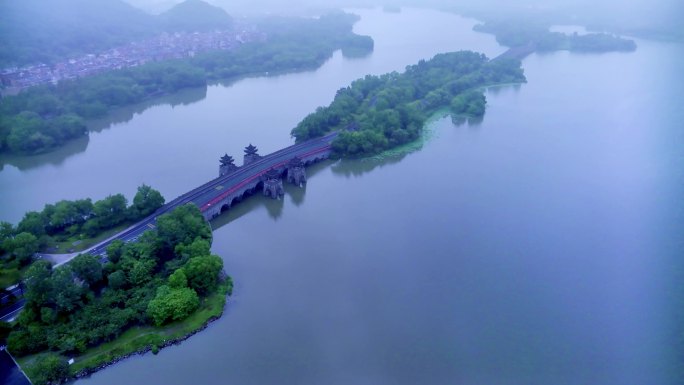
[0,23,266,93]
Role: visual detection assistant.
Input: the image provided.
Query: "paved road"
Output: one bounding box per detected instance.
[0,348,31,385]
[0,300,24,323]
[0,133,337,321]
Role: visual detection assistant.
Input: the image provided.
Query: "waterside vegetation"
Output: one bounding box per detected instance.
[6,204,230,385]
[473,20,637,52]
[0,12,373,155]
[291,51,525,158]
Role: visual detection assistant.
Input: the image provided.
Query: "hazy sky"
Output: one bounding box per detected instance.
[121,0,681,37]
[124,0,681,17]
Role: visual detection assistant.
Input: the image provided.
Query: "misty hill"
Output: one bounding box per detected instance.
[0,0,156,66]
[159,0,233,32]
[0,0,235,67]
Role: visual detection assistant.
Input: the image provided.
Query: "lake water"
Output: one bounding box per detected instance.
[2,7,683,385]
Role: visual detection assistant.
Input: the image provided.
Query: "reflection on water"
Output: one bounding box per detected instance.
[288,182,307,207]
[331,154,407,178]
[486,83,522,96]
[263,197,284,220]
[0,135,90,171]
[451,114,484,127]
[209,160,330,230]
[87,86,208,133]
[0,86,208,171]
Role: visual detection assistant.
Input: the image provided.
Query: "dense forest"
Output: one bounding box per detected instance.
[6,204,229,384]
[291,51,525,157]
[0,12,373,155]
[0,0,233,67]
[473,21,637,52]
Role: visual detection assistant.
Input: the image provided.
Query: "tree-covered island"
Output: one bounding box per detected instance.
[473,20,637,53]
[291,51,526,158]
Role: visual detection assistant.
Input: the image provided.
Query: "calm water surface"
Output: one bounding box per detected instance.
[2,7,683,385]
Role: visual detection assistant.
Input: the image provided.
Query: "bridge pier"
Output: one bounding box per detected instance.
[201,133,337,220]
[286,156,306,186]
[263,168,284,199]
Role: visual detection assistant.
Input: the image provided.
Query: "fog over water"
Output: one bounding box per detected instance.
[15,6,672,385]
[1,1,682,385]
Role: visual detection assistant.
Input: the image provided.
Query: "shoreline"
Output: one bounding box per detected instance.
[16,280,231,383]
[73,309,224,380]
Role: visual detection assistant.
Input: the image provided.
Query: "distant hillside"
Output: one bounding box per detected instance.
[0,0,157,66]
[0,0,235,67]
[159,0,233,31]
[123,0,182,14]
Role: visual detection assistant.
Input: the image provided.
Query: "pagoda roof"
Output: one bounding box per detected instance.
[244,144,258,155]
[220,154,235,165]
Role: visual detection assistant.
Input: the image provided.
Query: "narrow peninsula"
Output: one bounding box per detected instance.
[292,50,526,157]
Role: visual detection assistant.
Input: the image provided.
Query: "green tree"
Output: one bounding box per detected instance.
[128,257,156,287]
[47,200,78,232]
[174,237,210,260]
[27,94,62,117]
[147,285,199,326]
[7,323,48,356]
[40,307,56,324]
[25,353,69,385]
[49,113,86,141]
[9,232,39,266]
[166,237,202,271]
[0,221,14,254]
[51,266,82,313]
[23,260,53,308]
[107,270,127,290]
[130,184,165,220]
[184,255,223,295]
[93,194,128,229]
[6,112,49,153]
[156,204,211,256]
[106,239,125,263]
[168,269,187,289]
[17,211,47,236]
[81,218,101,237]
[71,253,103,286]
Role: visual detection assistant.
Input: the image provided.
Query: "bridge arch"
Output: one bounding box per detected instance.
[220,203,230,213]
